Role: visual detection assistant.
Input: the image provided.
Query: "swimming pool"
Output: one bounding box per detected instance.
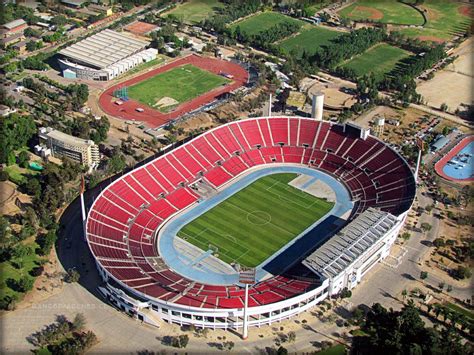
[435,136,474,182]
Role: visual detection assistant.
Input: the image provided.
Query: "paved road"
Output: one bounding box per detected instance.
[410,103,473,129]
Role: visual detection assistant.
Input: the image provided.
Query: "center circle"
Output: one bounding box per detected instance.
[246,211,271,226]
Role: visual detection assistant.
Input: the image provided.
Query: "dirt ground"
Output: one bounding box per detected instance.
[355,105,471,145]
[417,38,473,113]
[0,181,32,216]
[300,75,357,111]
[14,248,66,311]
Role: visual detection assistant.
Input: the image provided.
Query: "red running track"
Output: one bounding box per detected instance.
[434,135,474,182]
[99,54,248,127]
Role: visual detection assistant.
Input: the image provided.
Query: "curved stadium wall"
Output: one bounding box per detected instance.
[85,116,416,329]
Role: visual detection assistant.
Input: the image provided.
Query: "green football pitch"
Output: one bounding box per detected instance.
[127,64,230,112]
[279,25,343,58]
[230,11,303,37]
[165,0,224,24]
[340,43,411,79]
[177,173,334,268]
[338,0,424,26]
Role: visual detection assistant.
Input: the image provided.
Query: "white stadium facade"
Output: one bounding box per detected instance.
[58,29,157,80]
[84,116,417,333]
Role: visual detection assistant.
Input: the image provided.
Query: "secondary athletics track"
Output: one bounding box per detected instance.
[434,135,474,182]
[99,54,248,127]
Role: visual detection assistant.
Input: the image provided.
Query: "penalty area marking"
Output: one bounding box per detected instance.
[266,180,320,209]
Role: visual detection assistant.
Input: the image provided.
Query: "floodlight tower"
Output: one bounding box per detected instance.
[239,268,256,340]
[268,93,272,117]
[80,176,87,241]
[415,138,424,183]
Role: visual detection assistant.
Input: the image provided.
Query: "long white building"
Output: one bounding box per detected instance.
[58,29,157,80]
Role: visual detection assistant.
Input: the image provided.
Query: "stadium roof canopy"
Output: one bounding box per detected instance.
[59,29,149,69]
[303,208,398,279]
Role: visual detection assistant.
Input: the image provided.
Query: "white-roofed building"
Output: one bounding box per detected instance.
[303,208,404,296]
[38,127,100,166]
[57,29,156,80]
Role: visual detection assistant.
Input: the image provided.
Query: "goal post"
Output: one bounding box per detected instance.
[208,244,219,254]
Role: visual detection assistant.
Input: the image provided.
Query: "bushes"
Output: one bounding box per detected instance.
[29,265,45,277]
[162,334,189,348]
[0,295,17,310]
[36,229,57,256]
[451,266,472,280]
[30,314,97,354]
[64,268,80,283]
[7,276,34,292]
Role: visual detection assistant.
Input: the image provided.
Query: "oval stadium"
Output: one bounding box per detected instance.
[85,116,416,331]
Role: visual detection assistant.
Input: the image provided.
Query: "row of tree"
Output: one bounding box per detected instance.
[201,0,262,34]
[30,314,98,354]
[235,20,301,51]
[0,113,36,165]
[352,301,471,354]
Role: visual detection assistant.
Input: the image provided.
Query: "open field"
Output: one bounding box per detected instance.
[304,0,333,14]
[279,25,343,58]
[341,43,411,79]
[417,37,473,112]
[127,64,229,111]
[177,173,334,268]
[230,11,303,37]
[164,0,223,24]
[338,0,424,25]
[399,1,472,42]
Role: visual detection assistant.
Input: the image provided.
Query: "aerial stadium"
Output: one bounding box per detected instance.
[85,115,416,334]
[99,54,249,127]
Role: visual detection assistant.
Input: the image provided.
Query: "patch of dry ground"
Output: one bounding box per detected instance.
[417,38,473,113]
[351,6,384,20]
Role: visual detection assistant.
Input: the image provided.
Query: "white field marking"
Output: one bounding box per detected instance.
[225,199,295,237]
[246,210,272,226]
[219,234,250,261]
[265,180,320,209]
[234,249,251,264]
[179,228,249,264]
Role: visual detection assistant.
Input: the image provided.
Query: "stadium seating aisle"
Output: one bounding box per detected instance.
[87,118,415,309]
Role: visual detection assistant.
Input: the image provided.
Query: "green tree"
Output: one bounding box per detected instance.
[287,331,296,343]
[420,271,428,280]
[107,150,126,174]
[72,313,86,331]
[65,268,80,283]
[420,223,432,232]
[26,40,37,52]
[17,151,29,168]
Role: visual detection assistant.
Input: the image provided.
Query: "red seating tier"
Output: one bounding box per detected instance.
[87,117,415,309]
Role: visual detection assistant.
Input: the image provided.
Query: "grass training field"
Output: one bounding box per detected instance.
[279,25,343,58]
[230,11,303,37]
[177,173,334,268]
[338,0,424,25]
[341,43,411,79]
[165,0,223,24]
[128,64,229,112]
[398,1,472,42]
